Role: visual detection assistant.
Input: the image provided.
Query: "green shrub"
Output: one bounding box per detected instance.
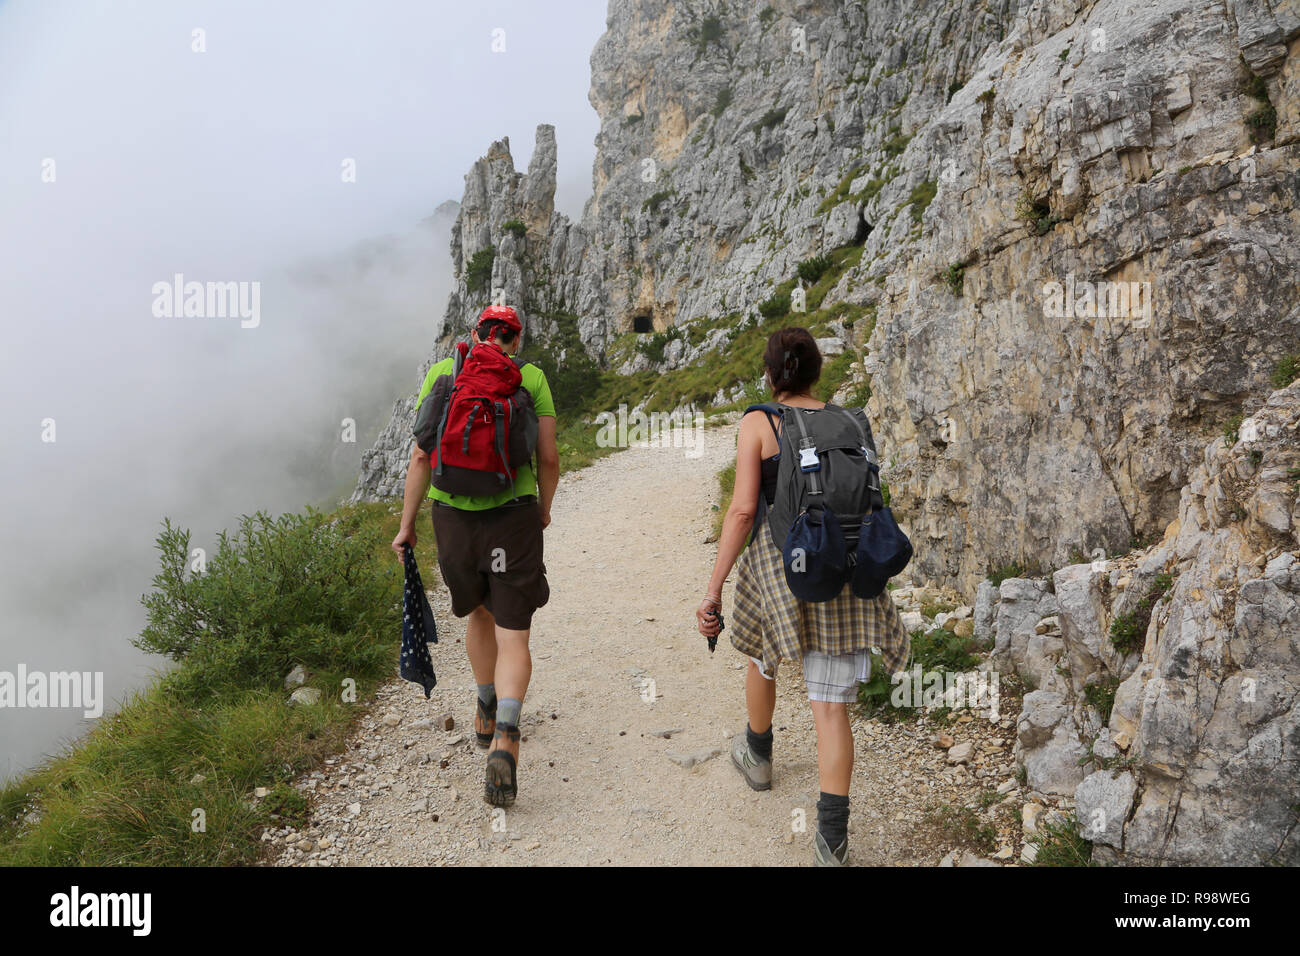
[921,600,957,620]
[883,128,912,158]
[1032,814,1094,866]
[907,179,937,223]
[136,509,395,700]
[987,564,1029,587]
[928,805,998,855]
[911,627,980,672]
[261,782,310,827]
[502,219,526,239]
[712,87,733,117]
[1015,192,1057,235]
[465,247,495,293]
[1247,104,1277,143]
[758,292,791,319]
[1083,678,1120,723]
[699,16,723,51]
[642,189,673,214]
[754,106,788,133]
[1109,573,1173,655]
[797,255,832,284]
[1223,413,1244,444]
[942,262,964,296]
[817,164,865,213]
[634,326,683,364]
[1270,353,1300,388]
[1241,66,1277,143]
[976,88,995,105]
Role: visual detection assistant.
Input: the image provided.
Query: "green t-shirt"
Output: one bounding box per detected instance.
[417,354,555,511]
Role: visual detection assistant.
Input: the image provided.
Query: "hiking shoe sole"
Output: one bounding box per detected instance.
[484,750,517,807]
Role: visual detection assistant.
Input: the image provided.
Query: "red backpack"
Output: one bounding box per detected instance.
[413,340,539,498]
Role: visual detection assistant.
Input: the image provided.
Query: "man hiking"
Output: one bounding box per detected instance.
[392,304,559,808]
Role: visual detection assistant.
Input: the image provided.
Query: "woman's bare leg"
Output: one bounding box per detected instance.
[810,700,852,794]
[745,659,776,734]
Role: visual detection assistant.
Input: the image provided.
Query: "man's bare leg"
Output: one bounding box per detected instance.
[489,625,532,760]
[465,606,497,740]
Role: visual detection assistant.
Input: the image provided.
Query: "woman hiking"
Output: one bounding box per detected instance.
[696,326,910,866]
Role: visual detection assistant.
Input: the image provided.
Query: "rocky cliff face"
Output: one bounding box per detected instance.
[983,380,1299,865]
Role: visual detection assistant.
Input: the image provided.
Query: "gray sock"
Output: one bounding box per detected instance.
[496,697,522,728]
[476,683,496,706]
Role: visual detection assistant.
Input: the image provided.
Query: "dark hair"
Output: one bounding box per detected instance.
[763,327,822,395]
[476,319,518,345]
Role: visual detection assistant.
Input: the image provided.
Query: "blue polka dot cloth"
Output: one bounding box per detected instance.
[400,542,438,697]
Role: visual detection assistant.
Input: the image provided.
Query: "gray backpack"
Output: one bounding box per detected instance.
[748,402,908,601]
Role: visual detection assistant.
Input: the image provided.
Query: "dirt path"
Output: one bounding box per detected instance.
[269,425,1021,867]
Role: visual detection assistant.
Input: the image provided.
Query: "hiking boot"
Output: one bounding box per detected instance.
[484,723,520,807]
[730,733,772,791]
[813,831,848,866]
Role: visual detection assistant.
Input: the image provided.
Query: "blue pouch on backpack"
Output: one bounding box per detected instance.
[782,502,849,602]
[849,465,913,599]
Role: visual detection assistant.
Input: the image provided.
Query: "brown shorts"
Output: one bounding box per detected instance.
[430,498,549,631]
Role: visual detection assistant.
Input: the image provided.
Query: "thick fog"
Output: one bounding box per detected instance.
[0,0,604,781]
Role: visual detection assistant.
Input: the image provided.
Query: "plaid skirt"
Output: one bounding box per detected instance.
[730,523,911,680]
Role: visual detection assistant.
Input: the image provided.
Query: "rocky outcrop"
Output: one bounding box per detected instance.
[996,380,1300,865]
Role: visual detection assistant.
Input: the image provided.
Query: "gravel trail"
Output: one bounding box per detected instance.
[270,425,1023,867]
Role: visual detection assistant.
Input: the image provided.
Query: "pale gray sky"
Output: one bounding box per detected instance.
[0,0,607,779]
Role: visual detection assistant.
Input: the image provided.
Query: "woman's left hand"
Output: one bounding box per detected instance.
[696,596,722,637]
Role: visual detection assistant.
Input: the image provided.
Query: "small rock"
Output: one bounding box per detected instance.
[946,742,974,764]
[439,714,455,731]
[382,713,402,727]
[525,841,541,851]
[253,787,271,799]
[283,665,308,690]
[346,803,361,817]
[289,687,321,706]
[934,733,956,749]
[665,745,727,769]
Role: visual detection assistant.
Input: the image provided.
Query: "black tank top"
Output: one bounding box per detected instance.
[753,407,782,505]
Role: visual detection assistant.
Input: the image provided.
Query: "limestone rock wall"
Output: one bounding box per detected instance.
[989,380,1300,864]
